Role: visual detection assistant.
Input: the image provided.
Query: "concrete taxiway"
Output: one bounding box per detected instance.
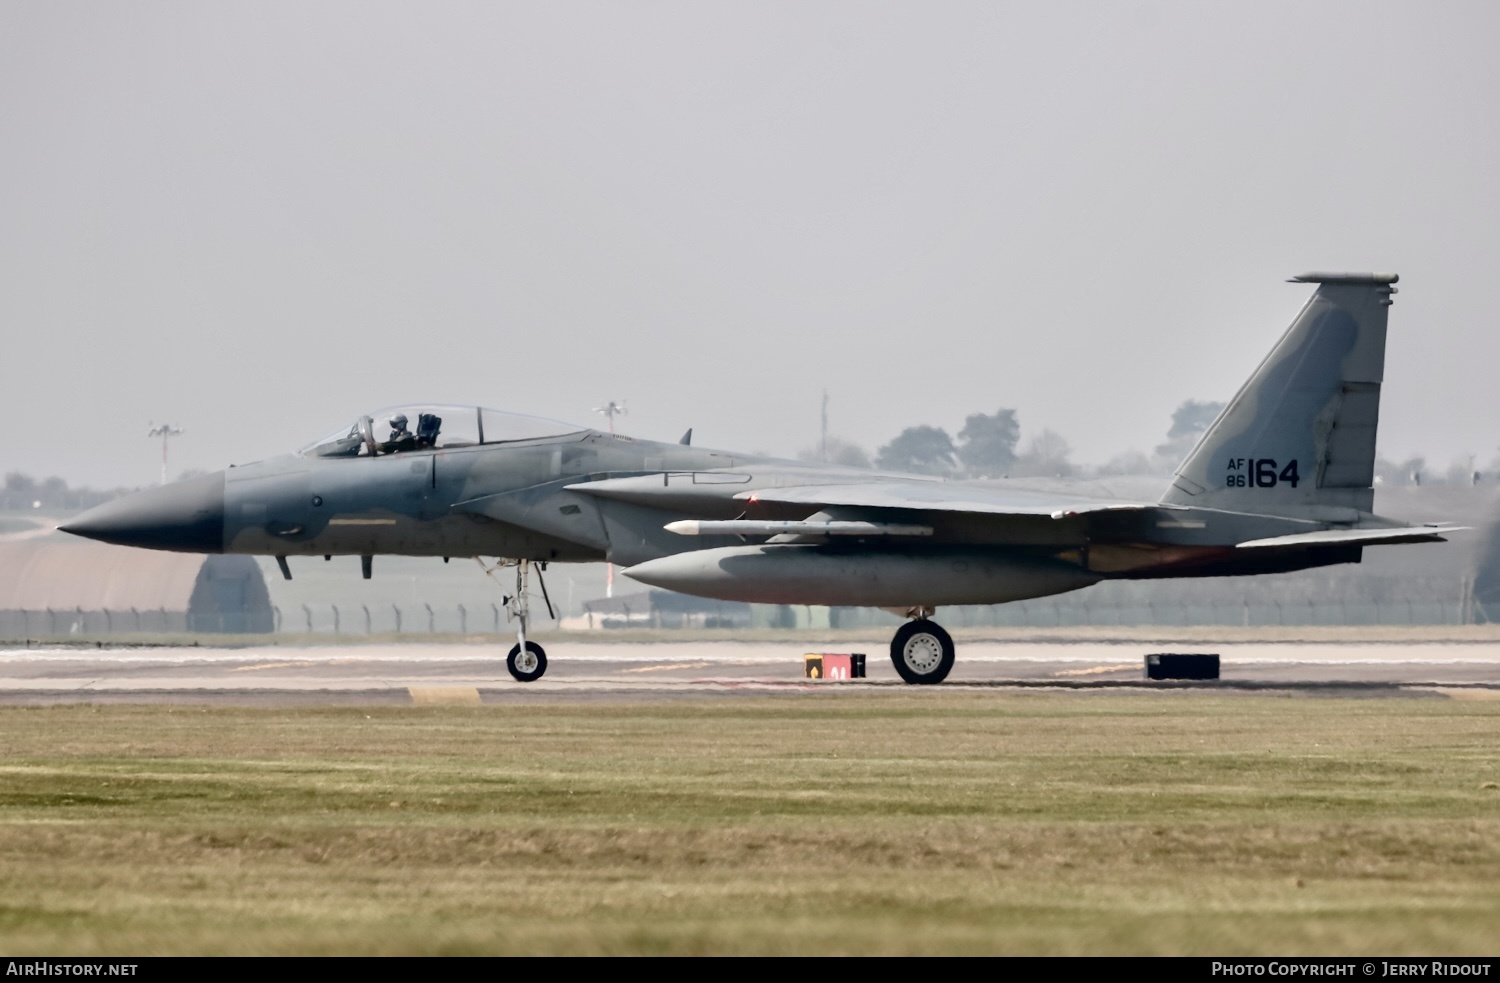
[2,638,1500,704]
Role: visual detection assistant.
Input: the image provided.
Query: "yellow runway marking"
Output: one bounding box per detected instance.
[622,662,717,673]
[230,658,369,672]
[408,687,481,705]
[1051,664,1140,677]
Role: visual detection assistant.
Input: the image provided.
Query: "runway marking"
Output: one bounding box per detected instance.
[622,661,717,673]
[1433,688,1500,701]
[230,661,315,672]
[229,658,372,671]
[408,686,481,705]
[1052,664,1139,677]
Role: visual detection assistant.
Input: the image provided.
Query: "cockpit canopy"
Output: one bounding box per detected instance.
[300,405,587,458]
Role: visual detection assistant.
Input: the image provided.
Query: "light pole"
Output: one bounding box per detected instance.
[820,389,829,462]
[593,400,627,596]
[147,422,184,485]
[593,400,626,435]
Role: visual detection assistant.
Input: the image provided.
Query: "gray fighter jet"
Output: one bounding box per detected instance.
[63,273,1458,683]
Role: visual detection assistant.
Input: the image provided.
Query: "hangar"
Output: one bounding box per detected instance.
[0,537,272,636]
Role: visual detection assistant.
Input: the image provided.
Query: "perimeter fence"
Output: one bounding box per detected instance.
[0,594,1482,638]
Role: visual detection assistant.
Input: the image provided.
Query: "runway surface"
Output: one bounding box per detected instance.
[3,638,1500,704]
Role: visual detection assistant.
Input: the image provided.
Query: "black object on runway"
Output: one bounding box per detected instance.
[1145,653,1220,680]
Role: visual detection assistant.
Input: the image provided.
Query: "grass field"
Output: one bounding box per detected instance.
[1,692,1498,955]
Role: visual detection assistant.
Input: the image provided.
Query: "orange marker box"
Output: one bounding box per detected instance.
[803,653,866,680]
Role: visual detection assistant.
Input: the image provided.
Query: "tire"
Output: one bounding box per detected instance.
[507,640,547,682]
[889,620,955,684]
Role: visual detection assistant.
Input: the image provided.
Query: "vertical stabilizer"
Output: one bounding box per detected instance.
[1160,273,1398,518]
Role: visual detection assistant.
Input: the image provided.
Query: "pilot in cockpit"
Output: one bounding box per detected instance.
[382,413,417,454]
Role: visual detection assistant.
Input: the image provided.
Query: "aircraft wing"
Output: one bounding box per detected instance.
[567,470,1460,552]
[737,481,1159,519]
[567,469,1161,521]
[727,483,1461,544]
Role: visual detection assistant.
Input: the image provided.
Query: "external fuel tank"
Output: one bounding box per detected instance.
[624,544,1099,607]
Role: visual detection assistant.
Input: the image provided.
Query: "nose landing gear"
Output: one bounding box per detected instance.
[479,557,555,682]
[890,610,954,684]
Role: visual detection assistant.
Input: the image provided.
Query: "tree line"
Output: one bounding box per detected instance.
[1,472,141,511]
[803,399,1486,486]
[801,399,1227,479]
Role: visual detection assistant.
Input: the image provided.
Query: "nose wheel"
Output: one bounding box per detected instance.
[507,640,548,683]
[890,618,955,684]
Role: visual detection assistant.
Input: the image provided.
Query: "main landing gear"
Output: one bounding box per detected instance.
[478,557,555,682]
[890,609,955,684]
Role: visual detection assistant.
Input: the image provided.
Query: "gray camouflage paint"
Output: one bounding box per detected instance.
[1164,274,1396,518]
[63,274,1444,610]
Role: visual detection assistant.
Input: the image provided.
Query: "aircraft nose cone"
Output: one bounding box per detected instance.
[60,472,226,553]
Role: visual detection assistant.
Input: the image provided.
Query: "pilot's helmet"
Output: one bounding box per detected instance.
[390,413,408,430]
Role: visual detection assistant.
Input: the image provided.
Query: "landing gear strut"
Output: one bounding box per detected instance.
[479,557,555,682]
[890,611,954,685]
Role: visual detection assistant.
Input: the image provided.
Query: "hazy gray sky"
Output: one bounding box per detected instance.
[3,1,1497,488]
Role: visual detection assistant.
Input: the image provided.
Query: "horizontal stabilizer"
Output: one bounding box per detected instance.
[665,519,932,537]
[1287,272,1399,285]
[1235,525,1465,550]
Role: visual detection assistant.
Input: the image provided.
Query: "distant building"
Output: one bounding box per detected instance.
[563,590,754,630]
[0,538,273,636]
[562,589,839,631]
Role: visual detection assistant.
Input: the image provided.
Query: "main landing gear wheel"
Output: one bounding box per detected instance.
[890,619,955,685]
[507,640,547,682]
